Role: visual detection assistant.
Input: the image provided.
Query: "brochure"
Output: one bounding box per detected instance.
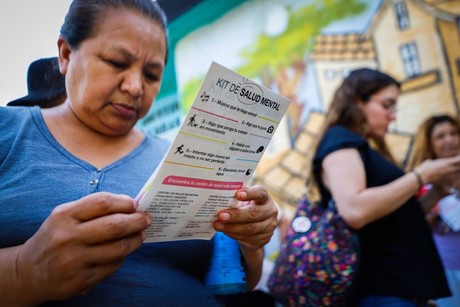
[439,194,460,232]
[136,62,290,242]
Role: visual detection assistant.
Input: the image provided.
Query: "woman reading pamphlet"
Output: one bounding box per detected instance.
[0,0,279,305]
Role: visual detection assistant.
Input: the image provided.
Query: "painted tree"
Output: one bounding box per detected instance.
[238,0,367,137]
[238,0,367,78]
[181,0,368,127]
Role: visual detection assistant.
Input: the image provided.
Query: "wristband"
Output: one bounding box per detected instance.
[411,169,424,190]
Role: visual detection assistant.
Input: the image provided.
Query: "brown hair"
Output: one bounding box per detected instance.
[307,68,400,199]
[406,114,460,170]
[317,68,400,161]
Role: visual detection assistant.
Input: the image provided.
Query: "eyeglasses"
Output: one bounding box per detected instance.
[370,96,398,113]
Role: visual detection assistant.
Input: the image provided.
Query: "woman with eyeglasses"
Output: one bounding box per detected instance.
[311,68,460,306]
[407,114,460,307]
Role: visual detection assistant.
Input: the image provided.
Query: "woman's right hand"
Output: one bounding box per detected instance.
[416,155,460,185]
[8,192,152,304]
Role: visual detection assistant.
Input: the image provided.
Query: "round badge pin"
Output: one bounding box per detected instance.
[292,216,312,233]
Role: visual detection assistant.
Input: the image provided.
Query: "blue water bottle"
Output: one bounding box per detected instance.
[204,232,247,295]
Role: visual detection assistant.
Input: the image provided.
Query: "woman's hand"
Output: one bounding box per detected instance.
[212,185,278,289]
[213,185,278,250]
[12,192,152,304]
[416,155,460,185]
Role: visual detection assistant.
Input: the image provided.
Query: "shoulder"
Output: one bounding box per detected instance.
[323,126,365,144]
[0,105,34,121]
[0,106,41,134]
[0,105,38,140]
[315,125,368,161]
[0,106,39,163]
[145,133,170,149]
[144,133,171,155]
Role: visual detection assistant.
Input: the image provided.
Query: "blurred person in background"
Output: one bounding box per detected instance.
[407,114,460,307]
[311,68,460,306]
[7,57,66,108]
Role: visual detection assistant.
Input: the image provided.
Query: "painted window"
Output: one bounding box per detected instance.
[400,42,421,78]
[394,1,410,30]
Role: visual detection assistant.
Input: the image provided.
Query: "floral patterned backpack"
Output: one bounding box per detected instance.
[267,196,359,306]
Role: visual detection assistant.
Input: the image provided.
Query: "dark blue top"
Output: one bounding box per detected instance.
[313,126,450,300]
[0,106,219,306]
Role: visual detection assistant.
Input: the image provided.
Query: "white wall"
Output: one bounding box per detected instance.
[0,0,72,106]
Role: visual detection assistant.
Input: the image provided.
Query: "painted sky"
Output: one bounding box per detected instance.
[0,0,381,107]
[175,0,382,89]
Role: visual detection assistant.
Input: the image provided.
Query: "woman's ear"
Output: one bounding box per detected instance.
[57,37,71,75]
[355,98,366,111]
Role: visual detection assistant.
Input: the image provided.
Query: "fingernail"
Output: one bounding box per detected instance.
[220,212,230,221]
[215,222,224,230]
[238,191,247,200]
[134,200,140,210]
[145,214,152,226]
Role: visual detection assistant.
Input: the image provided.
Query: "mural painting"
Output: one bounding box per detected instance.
[172,0,460,214]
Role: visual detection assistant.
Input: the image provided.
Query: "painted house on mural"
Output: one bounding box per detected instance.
[310,0,460,133]
[310,33,377,111]
[431,0,460,108]
[372,0,460,133]
[309,0,460,162]
[134,0,460,214]
[257,0,460,214]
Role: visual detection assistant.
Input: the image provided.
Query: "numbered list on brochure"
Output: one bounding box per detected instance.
[136,62,290,242]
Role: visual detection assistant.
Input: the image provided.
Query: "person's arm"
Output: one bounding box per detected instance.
[239,244,264,290]
[0,245,40,306]
[322,148,460,229]
[417,182,449,214]
[213,185,278,290]
[0,192,151,305]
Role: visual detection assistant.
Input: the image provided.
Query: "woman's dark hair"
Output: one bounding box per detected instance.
[326,68,400,134]
[307,68,401,199]
[322,68,400,161]
[60,0,168,63]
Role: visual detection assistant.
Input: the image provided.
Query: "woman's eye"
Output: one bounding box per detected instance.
[383,104,395,111]
[109,60,126,69]
[145,72,159,82]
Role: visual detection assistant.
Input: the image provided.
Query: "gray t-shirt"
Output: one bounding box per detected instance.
[0,106,218,306]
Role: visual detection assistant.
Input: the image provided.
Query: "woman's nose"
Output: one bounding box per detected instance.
[121,71,143,98]
[389,111,397,121]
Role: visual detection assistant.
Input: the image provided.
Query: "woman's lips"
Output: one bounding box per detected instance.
[112,103,138,119]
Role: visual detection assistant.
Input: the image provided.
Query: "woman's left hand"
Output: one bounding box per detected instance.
[213,185,278,250]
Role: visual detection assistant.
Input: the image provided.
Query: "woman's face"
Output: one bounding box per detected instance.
[359,84,399,138]
[430,122,460,158]
[59,9,166,136]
